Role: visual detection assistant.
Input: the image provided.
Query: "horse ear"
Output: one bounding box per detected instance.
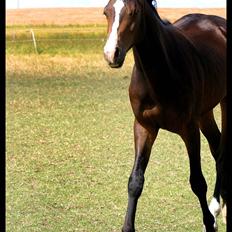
[146,0,157,9]
[135,0,157,9]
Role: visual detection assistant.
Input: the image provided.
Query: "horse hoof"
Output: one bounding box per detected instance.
[202,223,218,232]
[122,227,135,232]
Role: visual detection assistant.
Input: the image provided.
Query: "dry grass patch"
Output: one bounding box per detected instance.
[6,7,226,26]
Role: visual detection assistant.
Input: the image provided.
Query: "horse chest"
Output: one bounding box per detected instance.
[129,84,186,133]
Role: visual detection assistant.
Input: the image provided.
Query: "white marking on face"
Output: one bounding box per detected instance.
[104,0,124,63]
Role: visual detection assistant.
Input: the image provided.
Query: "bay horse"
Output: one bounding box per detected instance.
[103,0,227,231]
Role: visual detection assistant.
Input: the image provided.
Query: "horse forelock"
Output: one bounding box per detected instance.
[123,0,157,14]
[123,0,141,15]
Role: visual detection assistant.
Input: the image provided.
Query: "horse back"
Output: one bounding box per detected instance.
[174,13,226,34]
[173,14,226,53]
[173,14,227,114]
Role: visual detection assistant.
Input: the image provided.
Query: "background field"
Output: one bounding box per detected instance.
[6,8,226,232]
[6,8,226,25]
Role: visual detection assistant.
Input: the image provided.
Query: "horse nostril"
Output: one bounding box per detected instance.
[115,47,120,60]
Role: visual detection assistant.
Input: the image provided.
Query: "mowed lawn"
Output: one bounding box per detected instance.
[6,25,225,232]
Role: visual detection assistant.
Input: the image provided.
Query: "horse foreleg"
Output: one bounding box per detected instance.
[122,119,158,232]
[181,122,216,232]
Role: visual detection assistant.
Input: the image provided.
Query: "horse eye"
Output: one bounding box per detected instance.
[103,7,108,16]
[103,9,111,18]
[128,11,136,17]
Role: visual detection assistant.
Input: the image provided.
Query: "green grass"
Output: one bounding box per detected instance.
[6,25,106,55]
[6,25,225,232]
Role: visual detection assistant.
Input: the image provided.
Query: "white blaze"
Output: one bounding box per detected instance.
[104,0,124,63]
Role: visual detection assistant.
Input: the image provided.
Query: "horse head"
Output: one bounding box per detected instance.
[103,0,157,68]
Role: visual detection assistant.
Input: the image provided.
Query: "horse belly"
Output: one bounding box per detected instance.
[200,44,226,113]
[137,105,186,134]
[180,25,226,113]
[201,73,226,114]
[135,100,222,131]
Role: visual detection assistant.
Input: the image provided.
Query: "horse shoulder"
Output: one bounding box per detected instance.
[129,65,151,118]
[129,65,191,133]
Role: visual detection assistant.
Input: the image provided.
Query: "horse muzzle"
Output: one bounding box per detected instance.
[104,46,126,68]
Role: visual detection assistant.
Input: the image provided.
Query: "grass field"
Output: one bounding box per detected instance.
[6,8,226,232]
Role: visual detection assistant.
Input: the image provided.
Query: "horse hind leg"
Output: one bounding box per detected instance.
[199,110,222,226]
[181,122,216,232]
[217,98,231,229]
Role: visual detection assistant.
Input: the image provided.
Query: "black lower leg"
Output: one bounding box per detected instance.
[182,123,216,231]
[128,170,144,199]
[122,172,145,232]
[200,111,221,203]
[213,173,221,202]
[122,120,157,232]
[226,199,232,232]
[190,172,215,229]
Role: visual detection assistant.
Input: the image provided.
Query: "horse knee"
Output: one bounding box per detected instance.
[128,173,144,198]
[190,174,207,197]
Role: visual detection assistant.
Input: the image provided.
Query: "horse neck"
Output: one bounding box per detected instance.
[133,6,183,77]
[132,6,200,104]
